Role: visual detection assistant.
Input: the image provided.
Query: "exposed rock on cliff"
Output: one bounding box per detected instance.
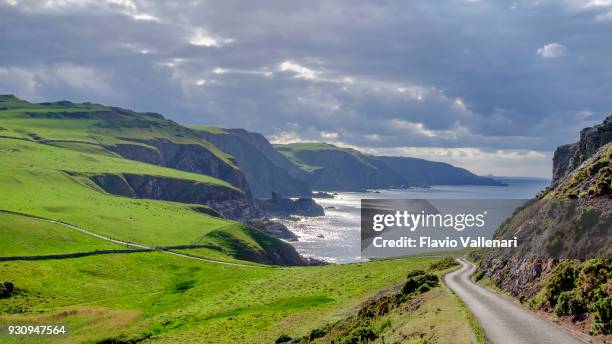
[109,138,251,192]
[195,127,312,197]
[90,173,254,220]
[552,115,612,184]
[275,143,504,191]
[256,192,324,217]
[248,218,298,241]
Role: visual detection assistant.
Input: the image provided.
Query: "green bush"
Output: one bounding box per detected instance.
[473,269,486,282]
[0,281,14,298]
[592,296,612,335]
[554,290,585,316]
[428,257,459,271]
[402,271,438,295]
[544,261,578,306]
[275,334,292,343]
[337,325,378,344]
[578,259,610,302]
[309,327,327,340]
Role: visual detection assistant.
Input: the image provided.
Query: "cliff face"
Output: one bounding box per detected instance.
[90,173,254,220]
[288,148,406,190]
[275,143,504,191]
[377,156,504,186]
[552,115,612,184]
[475,117,612,299]
[196,128,312,197]
[109,138,251,193]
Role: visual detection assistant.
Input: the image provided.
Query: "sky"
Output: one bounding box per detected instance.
[1,0,612,178]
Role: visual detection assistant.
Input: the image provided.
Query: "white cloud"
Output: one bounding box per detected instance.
[190,29,234,47]
[279,61,319,80]
[536,43,567,58]
[320,131,339,139]
[131,13,159,21]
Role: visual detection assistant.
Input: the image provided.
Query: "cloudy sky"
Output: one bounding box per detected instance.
[1,0,612,177]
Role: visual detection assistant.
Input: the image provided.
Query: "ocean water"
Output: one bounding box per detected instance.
[279,178,551,263]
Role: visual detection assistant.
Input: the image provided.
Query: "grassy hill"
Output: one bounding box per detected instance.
[275,142,503,190]
[0,95,300,264]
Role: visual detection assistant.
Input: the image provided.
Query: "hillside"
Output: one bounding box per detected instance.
[275,142,504,190]
[0,95,306,265]
[195,127,312,197]
[474,116,612,337]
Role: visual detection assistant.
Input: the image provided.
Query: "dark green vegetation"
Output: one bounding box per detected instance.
[0,282,14,299]
[428,257,459,271]
[474,116,612,339]
[274,142,504,191]
[530,259,612,335]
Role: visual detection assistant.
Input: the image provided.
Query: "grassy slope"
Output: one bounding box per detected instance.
[0,95,234,166]
[274,142,377,173]
[0,138,246,249]
[374,286,478,344]
[0,97,273,263]
[0,212,121,256]
[0,253,439,343]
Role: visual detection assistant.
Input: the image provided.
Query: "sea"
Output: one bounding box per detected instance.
[279,177,551,264]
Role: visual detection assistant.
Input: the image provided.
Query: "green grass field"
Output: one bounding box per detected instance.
[0,253,444,343]
[0,213,122,256]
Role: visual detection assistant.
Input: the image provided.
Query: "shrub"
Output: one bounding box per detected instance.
[309,327,327,340]
[275,334,292,343]
[0,281,14,298]
[473,269,486,282]
[402,272,439,295]
[337,325,378,344]
[554,290,585,316]
[592,297,612,335]
[545,231,564,256]
[578,259,610,302]
[428,257,459,271]
[407,270,426,279]
[544,261,578,306]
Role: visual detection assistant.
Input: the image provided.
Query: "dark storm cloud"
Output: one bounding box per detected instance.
[1,0,612,176]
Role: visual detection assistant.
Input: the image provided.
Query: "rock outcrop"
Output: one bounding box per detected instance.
[552,115,612,184]
[256,192,324,217]
[196,128,312,197]
[90,173,254,220]
[247,218,298,241]
[109,138,251,192]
